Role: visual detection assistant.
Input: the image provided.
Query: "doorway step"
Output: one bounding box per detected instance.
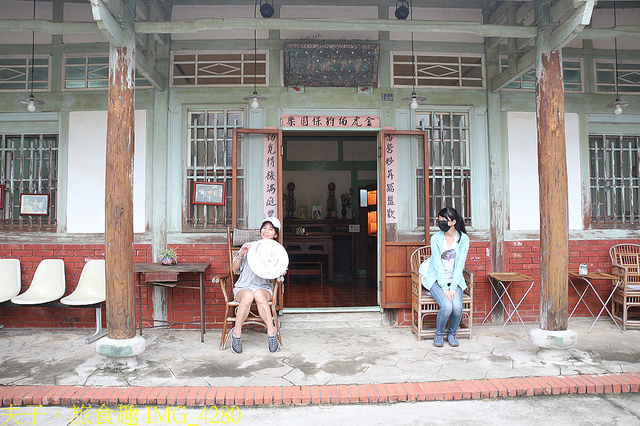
[279,310,381,329]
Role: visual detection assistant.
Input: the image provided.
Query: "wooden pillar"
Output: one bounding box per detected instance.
[535,1,569,332]
[105,29,136,340]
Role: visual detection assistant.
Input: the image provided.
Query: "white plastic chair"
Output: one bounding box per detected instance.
[0,259,21,330]
[61,259,107,343]
[11,259,65,304]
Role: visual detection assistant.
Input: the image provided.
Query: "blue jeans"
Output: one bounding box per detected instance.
[429,283,463,335]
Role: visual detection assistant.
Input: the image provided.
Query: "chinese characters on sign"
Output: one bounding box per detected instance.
[281,115,380,128]
[264,133,278,218]
[384,133,398,224]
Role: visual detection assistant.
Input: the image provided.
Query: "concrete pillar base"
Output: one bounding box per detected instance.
[96,335,145,370]
[530,328,578,360]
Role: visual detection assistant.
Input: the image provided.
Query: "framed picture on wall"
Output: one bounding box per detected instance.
[312,205,323,219]
[19,193,49,215]
[193,181,225,205]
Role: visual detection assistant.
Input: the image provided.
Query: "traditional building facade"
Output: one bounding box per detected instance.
[0,0,639,332]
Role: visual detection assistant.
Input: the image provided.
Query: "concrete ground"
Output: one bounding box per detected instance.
[1,315,640,425]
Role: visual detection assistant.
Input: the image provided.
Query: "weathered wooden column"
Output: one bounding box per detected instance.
[105,32,136,340]
[95,0,145,364]
[530,0,576,352]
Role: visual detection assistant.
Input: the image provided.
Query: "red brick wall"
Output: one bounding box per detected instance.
[1,238,634,330]
[0,243,229,330]
[397,238,635,327]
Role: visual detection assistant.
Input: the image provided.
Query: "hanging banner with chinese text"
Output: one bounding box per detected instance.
[263,133,278,218]
[383,133,398,224]
[282,115,379,128]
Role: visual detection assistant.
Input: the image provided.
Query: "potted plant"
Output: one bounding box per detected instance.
[160,246,178,265]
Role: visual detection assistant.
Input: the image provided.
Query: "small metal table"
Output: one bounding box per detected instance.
[568,271,623,333]
[134,262,209,342]
[482,272,535,336]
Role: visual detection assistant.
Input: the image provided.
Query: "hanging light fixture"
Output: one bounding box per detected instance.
[259,0,274,19]
[401,0,425,109]
[395,0,409,20]
[606,1,630,115]
[243,0,268,109]
[18,0,44,112]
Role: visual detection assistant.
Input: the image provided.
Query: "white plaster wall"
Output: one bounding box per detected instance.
[389,8,484,44]
[67,111,146,233]
[282,171,352,218]
[0,1,52,44]
[507,112,581,231]
[281,6,379,40]
[171,5,261,40]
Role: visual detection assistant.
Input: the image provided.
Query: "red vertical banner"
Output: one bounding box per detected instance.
[383,133,398,224]
[263,133,278,217]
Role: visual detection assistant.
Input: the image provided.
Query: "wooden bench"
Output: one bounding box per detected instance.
[287,262,323,285]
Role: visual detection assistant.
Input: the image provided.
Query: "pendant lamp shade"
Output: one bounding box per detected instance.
[401,1,425,109]
[243,1,268,108]
[606,1,630,115]
[17,0,44,112]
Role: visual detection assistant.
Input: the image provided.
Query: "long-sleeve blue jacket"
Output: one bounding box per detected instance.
[421,230,469,291]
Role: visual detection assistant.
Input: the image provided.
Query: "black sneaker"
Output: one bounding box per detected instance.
[268,333,280,353]
[230,328,242,353]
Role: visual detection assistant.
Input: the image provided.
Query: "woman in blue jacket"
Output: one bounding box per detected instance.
[421,207,469,347]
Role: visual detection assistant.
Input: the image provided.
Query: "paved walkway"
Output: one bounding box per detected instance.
[1,317,639,408]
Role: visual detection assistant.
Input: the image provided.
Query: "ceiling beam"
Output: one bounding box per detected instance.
[133,17,539,38]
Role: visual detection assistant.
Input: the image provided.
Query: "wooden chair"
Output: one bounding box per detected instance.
[213,227,283,350]
[609,244,640,330]
[410,246,474,341]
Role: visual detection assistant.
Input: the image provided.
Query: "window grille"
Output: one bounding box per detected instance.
[392,53,484,88]
[595,60,640,94]
[185,109,243,231]
[0,134,58,231]
[0,56,49,91]
[63,55,151,89]
[416,112,471,226]
[172,51,268,87]
[590,134,640,227]
[500,57,583,92]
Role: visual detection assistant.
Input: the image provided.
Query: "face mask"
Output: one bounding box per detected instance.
[438,220,451,232]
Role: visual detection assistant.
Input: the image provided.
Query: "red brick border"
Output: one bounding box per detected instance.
[1,373,639,407]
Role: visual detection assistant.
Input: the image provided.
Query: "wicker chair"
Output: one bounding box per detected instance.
[213,227,283,350]
[609,244,640,330]
[410,246,474,341]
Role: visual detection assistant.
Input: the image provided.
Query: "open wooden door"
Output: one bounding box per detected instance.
[379,129,429,309]
[232,128,284,309]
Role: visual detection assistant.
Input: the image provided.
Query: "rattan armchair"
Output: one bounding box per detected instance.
[609,244,640,330]
[410,246,473,341]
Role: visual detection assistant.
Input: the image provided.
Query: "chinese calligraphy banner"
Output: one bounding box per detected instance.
[263,133,278,218]
[383,133,398,224]
[282,115,380,128]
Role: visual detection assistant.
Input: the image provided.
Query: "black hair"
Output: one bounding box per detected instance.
[260,221,279,239]
[437,207,467,242]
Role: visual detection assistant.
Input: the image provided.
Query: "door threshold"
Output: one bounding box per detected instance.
[281,306,381,314]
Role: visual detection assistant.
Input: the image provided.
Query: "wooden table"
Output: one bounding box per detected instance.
[284,236,333,282]
[482,272,535,336]
[134,262,209,342]
[568,271,623,333]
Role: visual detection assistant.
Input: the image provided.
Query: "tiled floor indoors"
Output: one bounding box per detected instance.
[283,276,378,308]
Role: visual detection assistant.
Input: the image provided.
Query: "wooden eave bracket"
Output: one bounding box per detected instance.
[90,0,124,47]
[490,0,595,92]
